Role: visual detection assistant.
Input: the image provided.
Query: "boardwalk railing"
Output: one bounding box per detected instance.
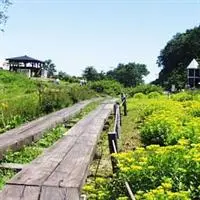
[108,99,136,200]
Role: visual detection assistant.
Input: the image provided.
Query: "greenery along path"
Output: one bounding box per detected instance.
[0,100,114,200]
[0,100,102,190]
[83,92,200,200]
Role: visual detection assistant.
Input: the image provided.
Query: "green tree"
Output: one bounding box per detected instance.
[57,71,79,83]
[58,71,69,79]
[99,70,106,80]
[82,66,99,81]
[44,59,57,78]
[0,0,11,31]
[107,62,149,87]
[156,25,200,89]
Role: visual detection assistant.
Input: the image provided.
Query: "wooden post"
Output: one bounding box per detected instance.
[115,112,119,138]
[114,104,120,138]
[115,107,121,139]
[113,103,117,117]
[117,112,121,138]
[122,98,127,116]
[119,106,122,126]
[108,132,118,173]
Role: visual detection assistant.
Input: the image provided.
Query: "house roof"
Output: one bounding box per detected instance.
[6,55,44,63]
[187,59,199,69]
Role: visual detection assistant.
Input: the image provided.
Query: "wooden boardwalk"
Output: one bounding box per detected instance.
[0,98,99,159]
[0,101,114,200]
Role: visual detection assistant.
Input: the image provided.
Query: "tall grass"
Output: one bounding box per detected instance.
[0,70,96,133]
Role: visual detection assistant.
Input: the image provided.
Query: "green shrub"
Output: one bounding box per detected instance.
[140,111,181,145]
[172,92,193,102]
[0,169,15,189]
[147,91,161,99]
[127,84,163,97]
[134,92,146,99]
[177,118,200,143]
[68,85,95,103]
[89,80,122,96]
[39,87,72,113]
[184,101,200,117]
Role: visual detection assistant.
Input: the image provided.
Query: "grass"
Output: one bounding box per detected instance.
[0,70,97,133]
[0,70,37,100]
[120,106,142,151]
[89,118,114,177]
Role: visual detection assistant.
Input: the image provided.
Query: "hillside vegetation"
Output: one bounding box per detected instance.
[0,70,96,133]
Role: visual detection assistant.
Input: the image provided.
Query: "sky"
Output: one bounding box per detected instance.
[0,0,200,82]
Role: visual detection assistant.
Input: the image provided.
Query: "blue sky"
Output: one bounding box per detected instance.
[0,0,200,82]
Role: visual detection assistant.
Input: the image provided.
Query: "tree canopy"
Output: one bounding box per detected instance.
[82,63,149,87]
[155,25,200,89]
[44,59,57,78]
[107,62,149,87]
[82,66,100,81]
[0,0,11,31]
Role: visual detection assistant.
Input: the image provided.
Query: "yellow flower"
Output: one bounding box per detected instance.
[161,182,172,190]
[147,166,155,170]
[140,157,148,162]
[192,157,200,162]
[1,102,8,109]
[178,138,190,146]
[131,165,142,171]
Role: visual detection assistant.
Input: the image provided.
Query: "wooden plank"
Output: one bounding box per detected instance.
[0,163,25,171]
[66,105,104,138]
[0,185,24,200]
[62,105,103,139]
[7,135,77,186]
[44,103,113,189]
[20,186,40,200]
[0,185,40,200]
[43,143,94,188]
[0,98,99,159]
[40,186,79,200]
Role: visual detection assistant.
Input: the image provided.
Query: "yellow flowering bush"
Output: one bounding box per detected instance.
[84,94,200,199]
[136,186,190,200]
[134,96,200,145]
[112,140,200,199]
[136,179,190,199]
[83,177,112,200]
[171,92,193,102]
[141,111,181,145]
